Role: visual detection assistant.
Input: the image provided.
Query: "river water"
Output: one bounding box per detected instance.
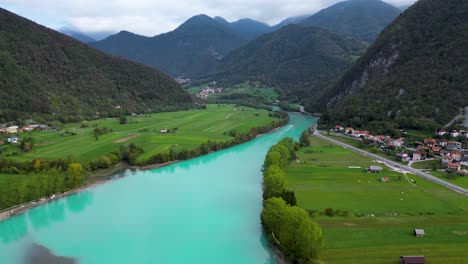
[0,114,315,264]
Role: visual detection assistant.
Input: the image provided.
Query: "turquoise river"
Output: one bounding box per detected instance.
[0,114,316,264]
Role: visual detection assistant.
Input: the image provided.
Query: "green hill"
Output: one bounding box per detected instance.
[91,15,247,78]
[212,25,366,100]
[314,0,468,130]
[301,0,401,43]
[0,8,193,123]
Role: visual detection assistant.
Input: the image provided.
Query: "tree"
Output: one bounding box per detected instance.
[299,130,311,147]
[68,163,84,188]
[262,197,324,264]
[263,165,287,199]
[119,116,127,124]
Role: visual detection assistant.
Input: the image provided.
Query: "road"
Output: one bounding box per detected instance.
[315,132,468,196]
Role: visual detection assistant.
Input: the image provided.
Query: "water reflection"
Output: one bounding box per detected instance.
[0,215,28,243]
[66,191,94,214]
[24,242,76,264]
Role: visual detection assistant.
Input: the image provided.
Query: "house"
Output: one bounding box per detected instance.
[380,177,391,182]
[431,146,440,153]
[460,155,468,166]
[345,127,354,134]
[396,152,411,162]
[37,125,48,131]
[437,139,448,147]
[437,129,446,136]
[412,151,427,161]
[372,135,386,143]
[352,130,368,138]
[367,166,383,173]
[442,155,453,164]
[451,151,462,161]
[7,126,18,133]
[414,229,425,237]
[334,125,344,132]
[23,126,34,132]
[0,127,7,133]
[7,136,18,144]
[450,130,459,138]
[447,163,461,173]
[389,138,405,147]
[461,130,468,138]
[424,139,436,147]
[447,141,462,150]
[160,129,168,133]
[400,255,425,264]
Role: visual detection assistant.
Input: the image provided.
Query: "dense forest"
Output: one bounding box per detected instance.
[301,0,401,43]
[314,0,468,130]
[0,8,194,123]
[212,25,366,101]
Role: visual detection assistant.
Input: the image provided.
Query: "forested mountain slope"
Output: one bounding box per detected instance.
[314,0,468,129]
[0,8,193,122]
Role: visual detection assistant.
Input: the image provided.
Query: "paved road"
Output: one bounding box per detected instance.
[315,132,468,196]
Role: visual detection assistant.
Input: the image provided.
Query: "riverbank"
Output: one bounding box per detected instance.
[0,121,288,223]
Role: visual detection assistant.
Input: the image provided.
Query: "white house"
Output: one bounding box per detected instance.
[450,130,459,138]
[7,136,18,144]
[7,126,18,133]
[160,129,168,133]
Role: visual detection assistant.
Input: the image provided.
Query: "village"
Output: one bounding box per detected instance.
[330,125,468,175]
[194,81,224,99]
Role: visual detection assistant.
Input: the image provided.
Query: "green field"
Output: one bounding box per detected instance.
[0,105,280,163]
[412,160,468,189]
[285,136,468,264]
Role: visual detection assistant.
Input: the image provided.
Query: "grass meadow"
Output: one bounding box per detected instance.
[285,137,468,263]
[0,105,280,163]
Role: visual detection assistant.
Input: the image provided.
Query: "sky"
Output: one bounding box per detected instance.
[0,0,417,37]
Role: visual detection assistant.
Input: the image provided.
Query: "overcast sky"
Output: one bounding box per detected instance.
[0,0,417,37]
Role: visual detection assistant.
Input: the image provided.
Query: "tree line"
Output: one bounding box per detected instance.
[261,130,324,264]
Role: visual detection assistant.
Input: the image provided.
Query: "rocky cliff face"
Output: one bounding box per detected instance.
[312,0,468,128]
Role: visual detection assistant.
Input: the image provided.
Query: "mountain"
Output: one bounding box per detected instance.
[0,8,193,121]
[301,0,401,43]
[213,25,366,100]
[271,15,310,31]
[230,18,271,40]
[314,0,468,130]
[91,15,246,78]
[59,29,96,43]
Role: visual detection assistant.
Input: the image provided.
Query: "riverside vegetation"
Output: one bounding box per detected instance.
[0,105,287,210]
[261,130,325,264]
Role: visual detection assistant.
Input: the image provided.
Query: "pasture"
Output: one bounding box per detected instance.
[285,136,468,263]
[0,105,280,163]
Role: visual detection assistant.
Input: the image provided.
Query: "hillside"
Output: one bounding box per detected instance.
[230,18,271,40]
[314,0,468,130]
[212,25,366,100]
[0,8,193,122]
[301,0,401,43]
[91,15,247,78]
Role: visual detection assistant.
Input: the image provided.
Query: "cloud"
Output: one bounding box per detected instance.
[0,0,417,36]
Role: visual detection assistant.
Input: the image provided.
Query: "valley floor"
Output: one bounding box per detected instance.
[285,136,468,264]
[0,104,280,163]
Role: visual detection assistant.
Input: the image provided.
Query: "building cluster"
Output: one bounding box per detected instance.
[174,77,190,84]
[332,125,467,175]
[0,124,49,145]
[195,86,223,99]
